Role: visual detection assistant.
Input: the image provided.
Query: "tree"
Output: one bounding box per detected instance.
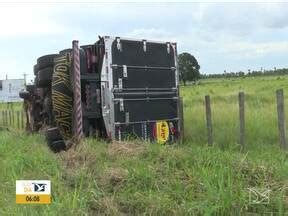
[178,52,200,85]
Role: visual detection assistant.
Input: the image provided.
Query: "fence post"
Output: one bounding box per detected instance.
[178,97,184,142]
[276,89,287,150]
[239,92,245,149]
[5,110,8,127]
[17,111,20,129]
[12,110,15,128]
[21,111,24,129]
[8,110,11,127]
[205,95,213,146]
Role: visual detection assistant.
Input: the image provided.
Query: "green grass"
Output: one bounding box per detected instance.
[183,76,288,149]
[1,76,288,215]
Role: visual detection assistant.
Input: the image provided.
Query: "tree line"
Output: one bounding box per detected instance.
[177,52,288,85]
[201,68,288,79]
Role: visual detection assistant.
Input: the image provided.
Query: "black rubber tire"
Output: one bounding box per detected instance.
[49,140,66,153]
[33,64,39,75]
[37,67,53,88]
[46,127,63,142]
[37,54,59,70]
[59,49,72,55]
[19,91,30,100]
[45,127,66,152]
[26,84,35,93]
[52,54,73,141]
[34,76,38,87]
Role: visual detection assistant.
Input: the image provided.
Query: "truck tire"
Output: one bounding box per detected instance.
[52,54,73,142]
[33,64,39,75]
[45,127,66,152]
[19,91,30,100]
[49,140,66,153]
[59,49,72,55]
[37,54,59,70]
[34,76,39,88]
[26,84,35,93]
[37,67,53,87]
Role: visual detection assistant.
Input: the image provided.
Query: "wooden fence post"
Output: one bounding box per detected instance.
[239,92,245,149]
[17,111,20,129]
[179,97,184,142]
[5,110,8,126]
[276,89,287,150]
[205,95,213,146]
[12,110,15,128]
[21,111,24,129]
[8,110,11,126]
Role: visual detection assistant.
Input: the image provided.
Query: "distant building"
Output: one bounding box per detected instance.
[0,79,25,102]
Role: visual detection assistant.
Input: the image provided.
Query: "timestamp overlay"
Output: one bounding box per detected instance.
[16,180,51,204]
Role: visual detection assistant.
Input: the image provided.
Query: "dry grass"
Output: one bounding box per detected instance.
[89,196,121,216]
[57,140,97,169]
[108,140,147,157]
[103,167,129,187]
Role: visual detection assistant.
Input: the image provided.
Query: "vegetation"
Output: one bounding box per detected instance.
[202,67,288,79]
[178,53,200,85]
[1,76,288,215]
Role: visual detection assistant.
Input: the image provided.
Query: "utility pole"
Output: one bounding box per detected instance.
[23,73,27,86]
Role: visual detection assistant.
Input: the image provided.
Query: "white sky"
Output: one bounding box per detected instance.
[0,1,288,82]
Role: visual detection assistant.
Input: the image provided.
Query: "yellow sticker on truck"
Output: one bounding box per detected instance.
[155,121,169,144]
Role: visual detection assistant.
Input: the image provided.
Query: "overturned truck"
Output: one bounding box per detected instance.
[20,36,183,152]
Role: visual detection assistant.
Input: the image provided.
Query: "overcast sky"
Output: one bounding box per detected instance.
[0,1,288,82]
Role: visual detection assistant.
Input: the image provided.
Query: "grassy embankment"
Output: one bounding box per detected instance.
[0,76,288,215]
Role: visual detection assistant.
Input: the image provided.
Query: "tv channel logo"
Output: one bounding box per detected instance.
[16,180,51,204]
[32,183,47,192]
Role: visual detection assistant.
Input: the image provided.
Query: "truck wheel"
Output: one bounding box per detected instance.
[48,140,66,153]
[37,54,59,70]
[59,49,72,55]
[45,127,66,152]
[34,64,39,75]
[37,67,53,87]
[26,84,35,93]
[52,54,73,143]
[34,76,39,88]
[19,91,30,100]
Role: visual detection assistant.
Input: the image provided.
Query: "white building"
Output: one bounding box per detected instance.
[0,79,25,102]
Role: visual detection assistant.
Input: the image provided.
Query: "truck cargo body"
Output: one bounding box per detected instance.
[101,37,180,142]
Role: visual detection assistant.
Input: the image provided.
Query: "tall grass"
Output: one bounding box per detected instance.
[182,76,288,150]
[0,76,287,215]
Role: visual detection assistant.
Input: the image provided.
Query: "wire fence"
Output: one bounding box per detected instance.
[203,88,288,151]
[0,102,25,130]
